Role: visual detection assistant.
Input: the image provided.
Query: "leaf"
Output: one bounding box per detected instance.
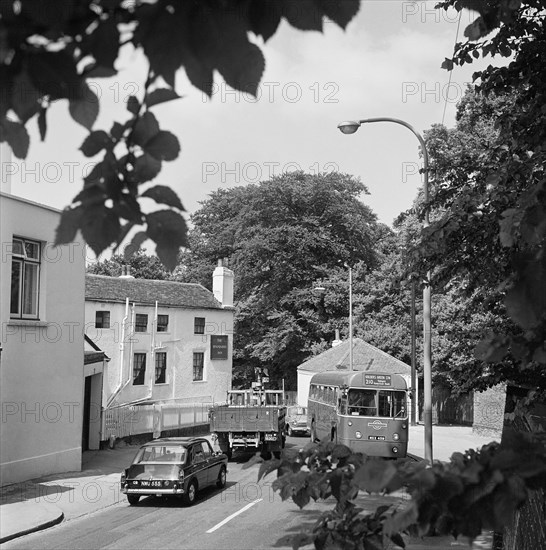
[464,17,488,41]
[86,65,118,78]
[353,460,397,493]
[143,131,180,161]
[81,204,121,256]
[127,95,140,115]
[282,0,323,31]
[248,1,282,41]
[87,16,120,70]
[317,0,360,29]
[132,111,160,146]
[0,120,30,159]
[389,532,406,549]
[69,85,99,130]
[258,458,281,481]
[80,130,111,157]
[11,70,42,122]
[146,88,181,108]
[242,454,264,470]
[133,153,162,184]
[146,210,188,270]
[55,206,83,245]
[441,58,454,71]
[110,121,126,141]
[141,185,184,210]
[124,231,148,260]
[331,444,352,460]
[37,107,47,141]
[28,50,81,100]
[292,486,311,509]
[218,41,265,97]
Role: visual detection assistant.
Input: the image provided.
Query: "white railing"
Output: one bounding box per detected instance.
[101,400,214,440]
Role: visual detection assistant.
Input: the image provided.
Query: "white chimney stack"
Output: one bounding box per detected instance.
[213,259,234,307]
[332,329,342,347]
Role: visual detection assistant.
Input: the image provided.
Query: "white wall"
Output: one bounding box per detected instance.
[0,193,85,485]
[85,298,233,410]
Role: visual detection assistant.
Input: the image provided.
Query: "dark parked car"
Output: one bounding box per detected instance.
[120,437,228,506]
[284,406,310,437]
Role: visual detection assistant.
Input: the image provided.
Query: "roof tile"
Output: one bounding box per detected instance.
[298,337,410,375]
[85,274,223,310]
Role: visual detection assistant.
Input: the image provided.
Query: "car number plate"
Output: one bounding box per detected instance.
[140,480,162,487]
[265,434,278,441]
[368,436,385,441]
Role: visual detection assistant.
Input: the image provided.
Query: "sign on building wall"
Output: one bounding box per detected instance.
[210,335,229,360]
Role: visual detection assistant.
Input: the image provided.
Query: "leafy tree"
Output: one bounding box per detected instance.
[86,248,169,279]
[243,3,546,549]
[0,0,360,268]
[247,433,546,549]
[426,0,546,389]
[177,171,383,388]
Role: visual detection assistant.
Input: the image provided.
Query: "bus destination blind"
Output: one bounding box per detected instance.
[364,374,392,386]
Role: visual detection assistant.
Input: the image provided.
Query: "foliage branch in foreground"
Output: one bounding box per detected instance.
[244,432,546,549]
[0,0,360,268]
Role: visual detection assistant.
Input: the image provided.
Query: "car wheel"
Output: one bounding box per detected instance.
[216,466,227,489]
[183,479,198,506]
[287,425,293,437]
[127,494,140,506]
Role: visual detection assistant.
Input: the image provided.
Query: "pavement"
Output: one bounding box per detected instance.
[0,426,500,548]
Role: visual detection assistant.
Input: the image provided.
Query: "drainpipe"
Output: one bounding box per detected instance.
[106,301,134,408]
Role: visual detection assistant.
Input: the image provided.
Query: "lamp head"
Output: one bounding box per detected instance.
[337,121,361,135]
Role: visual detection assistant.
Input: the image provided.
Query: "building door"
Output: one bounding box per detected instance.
[82,376,92,451]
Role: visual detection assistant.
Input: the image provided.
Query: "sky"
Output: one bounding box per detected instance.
[2,1,489,249]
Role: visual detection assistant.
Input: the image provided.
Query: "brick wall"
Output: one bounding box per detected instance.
[473,383,506,437]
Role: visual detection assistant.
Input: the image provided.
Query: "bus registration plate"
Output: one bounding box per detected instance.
[368,436,385,441]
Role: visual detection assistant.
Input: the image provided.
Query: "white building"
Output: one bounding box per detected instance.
[84,263,234,410]
[0,192,87,485]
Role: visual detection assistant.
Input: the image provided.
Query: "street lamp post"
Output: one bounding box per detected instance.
[315,264,354,371]
[337,118,433,463]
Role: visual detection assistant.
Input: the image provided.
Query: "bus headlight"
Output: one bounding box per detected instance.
[355,431,362,439]
[392,447,398,453]
[393,433,400,441]
[348,421,353,426]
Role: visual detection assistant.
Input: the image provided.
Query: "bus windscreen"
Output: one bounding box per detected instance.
[345,389,406,418]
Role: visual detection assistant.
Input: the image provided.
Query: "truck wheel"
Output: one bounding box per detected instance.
[273,451,281,459]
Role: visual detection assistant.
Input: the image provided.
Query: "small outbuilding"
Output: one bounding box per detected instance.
[297,337,411,409]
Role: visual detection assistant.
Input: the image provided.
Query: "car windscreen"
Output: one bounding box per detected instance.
[289,406,306,416]
[133,445,187,464]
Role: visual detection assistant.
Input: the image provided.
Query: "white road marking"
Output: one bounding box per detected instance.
[206,498,263,533]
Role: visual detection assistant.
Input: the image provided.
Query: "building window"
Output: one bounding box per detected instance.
[95,311,110,328]
[194,317,205,334]
[193,352,204,381]
[157,314,169,332]
[10,237,41,319]
[155,352,167,384]
[135,314,148,332]
[133,353,146,385]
